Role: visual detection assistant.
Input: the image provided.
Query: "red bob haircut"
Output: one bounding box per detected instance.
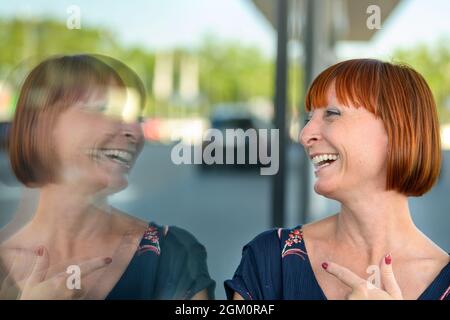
[305,58,441,197]
[9,54,145,187]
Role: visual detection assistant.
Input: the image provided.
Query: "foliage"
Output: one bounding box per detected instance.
[393,41,450,124]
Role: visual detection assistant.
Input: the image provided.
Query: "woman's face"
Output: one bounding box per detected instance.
[51,86,144,195]
[299,86,389,200]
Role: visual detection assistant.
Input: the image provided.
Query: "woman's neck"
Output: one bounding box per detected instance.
[20,184,114,258]
[334,190,420,263]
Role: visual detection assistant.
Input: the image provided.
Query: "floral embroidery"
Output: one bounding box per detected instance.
[281,227,307,260]
[137,225,161,256]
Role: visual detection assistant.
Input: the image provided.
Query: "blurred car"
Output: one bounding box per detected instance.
[0,121,18,186]
[0,121,10,151]
[201,105,272,171]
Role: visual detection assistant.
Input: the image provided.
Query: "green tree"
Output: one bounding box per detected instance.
[393,41,450,124]
[198,37,273,106]
[0,18,277,119]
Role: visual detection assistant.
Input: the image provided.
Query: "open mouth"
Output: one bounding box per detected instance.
[311,153,339,173]
[87,148,135,169]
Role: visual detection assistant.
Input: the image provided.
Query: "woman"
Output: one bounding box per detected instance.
[0,54,215,299]
[225,59,449,300]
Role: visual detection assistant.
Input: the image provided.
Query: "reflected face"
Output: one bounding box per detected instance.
[52,86,144,194]
[299,86,389,199]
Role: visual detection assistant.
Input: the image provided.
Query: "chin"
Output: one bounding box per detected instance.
[313,179,339,199]
[102,175,129,194]
[84,172,129,196]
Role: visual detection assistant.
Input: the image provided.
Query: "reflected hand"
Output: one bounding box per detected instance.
[82,230,143,299]
[1,246,112,300]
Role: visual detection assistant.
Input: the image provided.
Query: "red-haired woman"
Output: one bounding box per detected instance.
[225,59,449,300]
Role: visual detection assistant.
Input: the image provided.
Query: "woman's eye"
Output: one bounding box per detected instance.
[96,104,108,112]
[83,104,107,113]
[325,109,340,117]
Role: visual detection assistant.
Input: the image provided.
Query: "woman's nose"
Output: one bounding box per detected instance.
[299,119,321,147]
[121,121,143,144]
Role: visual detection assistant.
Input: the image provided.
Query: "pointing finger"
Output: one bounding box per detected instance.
[380,254,403,299]
[322,261,367,290]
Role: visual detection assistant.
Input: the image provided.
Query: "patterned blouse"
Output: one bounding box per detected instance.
[225,225,450,300]
[106,222,215,299]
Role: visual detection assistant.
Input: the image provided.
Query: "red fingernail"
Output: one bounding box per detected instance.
[322,262,329,270]
[385,254,392,265]
[104,257,112,264]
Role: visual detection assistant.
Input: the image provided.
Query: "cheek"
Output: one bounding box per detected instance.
[351,130,388,174]
[56,126,90,162]
[368,124,389,167]
[53,111,90,157]
[339,121,388,172]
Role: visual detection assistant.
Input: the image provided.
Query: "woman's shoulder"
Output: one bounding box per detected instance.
[240,225,305,256]
[147,223,216,299]
[162,225,203,247]
[246,228,283,246]
[110,210,205,250]
[241,215,338,258]
[142,223,208,259]
[139,223,203,252]
[244,218,334,247]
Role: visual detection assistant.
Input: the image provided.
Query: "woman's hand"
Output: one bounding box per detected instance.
[1,246,112,300]
[322,254,404,300]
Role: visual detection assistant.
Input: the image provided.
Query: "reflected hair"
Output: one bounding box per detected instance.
[9,54,146,187]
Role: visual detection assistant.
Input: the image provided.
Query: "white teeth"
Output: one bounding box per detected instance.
[87,148,134,167]
[105,150,133,162]
[311,154,339,165]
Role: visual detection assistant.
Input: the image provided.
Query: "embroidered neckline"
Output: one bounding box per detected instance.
[136,224,166,256]
[280,226,307,260]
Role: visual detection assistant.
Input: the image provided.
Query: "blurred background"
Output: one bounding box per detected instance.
[0,0,449,299]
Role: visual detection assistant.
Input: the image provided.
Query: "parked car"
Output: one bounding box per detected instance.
[0,122,10,151]
[201,106,272,171]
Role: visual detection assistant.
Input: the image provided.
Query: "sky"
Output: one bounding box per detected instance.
[0,0,276,55]
[1,0,450,59]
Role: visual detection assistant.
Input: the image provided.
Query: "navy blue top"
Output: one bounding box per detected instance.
[225,225,450,300]
[106,222,215,300]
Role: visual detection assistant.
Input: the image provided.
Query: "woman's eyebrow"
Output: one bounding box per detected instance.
[325,103,343,109]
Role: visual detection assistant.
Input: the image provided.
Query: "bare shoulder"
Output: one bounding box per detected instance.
[301,214,338,243]
[109,208,149,238]
[0,228,32,255]
[110,208,148,228]
[0,243,37,279]
[411,233,449,273]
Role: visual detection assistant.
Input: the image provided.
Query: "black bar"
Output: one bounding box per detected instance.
[272,0,289,228]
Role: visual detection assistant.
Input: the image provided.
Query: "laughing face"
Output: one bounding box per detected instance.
[51,85,144,195]
[299,85,389,200]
